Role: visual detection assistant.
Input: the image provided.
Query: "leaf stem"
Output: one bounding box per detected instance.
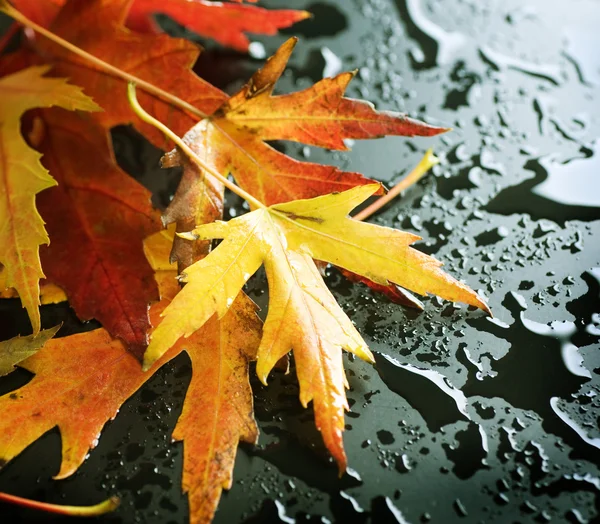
[0,2,206,120]
[127,83,266,210]
[353,149,439,221]
[0,492,119,517]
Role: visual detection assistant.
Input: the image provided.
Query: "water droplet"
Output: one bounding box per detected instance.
[395,453,412,473]
[248,42,266,60]
[454,498,468,517]
[485,152,600,222]
[464,291,597,460]
[371,496,412,524]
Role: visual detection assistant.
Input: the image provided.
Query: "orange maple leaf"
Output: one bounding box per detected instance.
[0,227,262,524]
[180,37,447,207]
[127,0,310,52]
[11,0,308,51]
[163,38,446,266]
[3,2,445,275]
[32,0,227,148]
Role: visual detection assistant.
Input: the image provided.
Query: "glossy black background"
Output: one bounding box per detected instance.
[0,0,599,522]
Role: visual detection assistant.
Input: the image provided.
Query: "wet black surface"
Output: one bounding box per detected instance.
[1,0,600,522]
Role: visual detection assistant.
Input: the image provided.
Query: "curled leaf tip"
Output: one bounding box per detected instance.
[468,291,492,317]
[364,352,376,365]
[256,367,269,386]
[416,124,451,137]
[107,496,121,510]
[481,299,493,317]
[141,358,153,373]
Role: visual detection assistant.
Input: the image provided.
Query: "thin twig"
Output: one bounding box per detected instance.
[0,492,119,517]
[0,2,206,120]
[353,148,439,221]
[128,83,266,210]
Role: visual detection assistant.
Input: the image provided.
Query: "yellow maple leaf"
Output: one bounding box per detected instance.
[144,184,489,470]
[0,223,262,524]
[0,65,100,333]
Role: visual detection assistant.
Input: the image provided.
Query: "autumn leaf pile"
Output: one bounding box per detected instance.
[0,1,490,522]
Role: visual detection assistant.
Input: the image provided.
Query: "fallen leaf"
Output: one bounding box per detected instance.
[32,0,228,148]
[160,150,224,270]
[164,37,446,264]
[0,272,261,524]
[127,0,310,52]
[273,186,488,310]
[0,65,99,334]
[0,325,60,377]
[173,295,261,523]
[259,251,371,471]
[147,219,265,522]
[5,0,59,27]
[177,37,446,206]
[6,0,228,269]
[145,184,488,468]
[11,0,308,52]
[35,109,161,359]
[143,223,263,523]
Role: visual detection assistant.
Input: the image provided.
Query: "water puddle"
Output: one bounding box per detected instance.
[442,423,489,479]
[245,499,296,523]
[246,435,362,494]
[444,61,482,110]
[551,397,600,451]
[567,268,600,348]
[331,491,367,523]
[464,291,600,462]
[375,352,470,431]
[530,152,600,209]
[394,0,467,68]
[485,151,600,223]
[375,352,489,477]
